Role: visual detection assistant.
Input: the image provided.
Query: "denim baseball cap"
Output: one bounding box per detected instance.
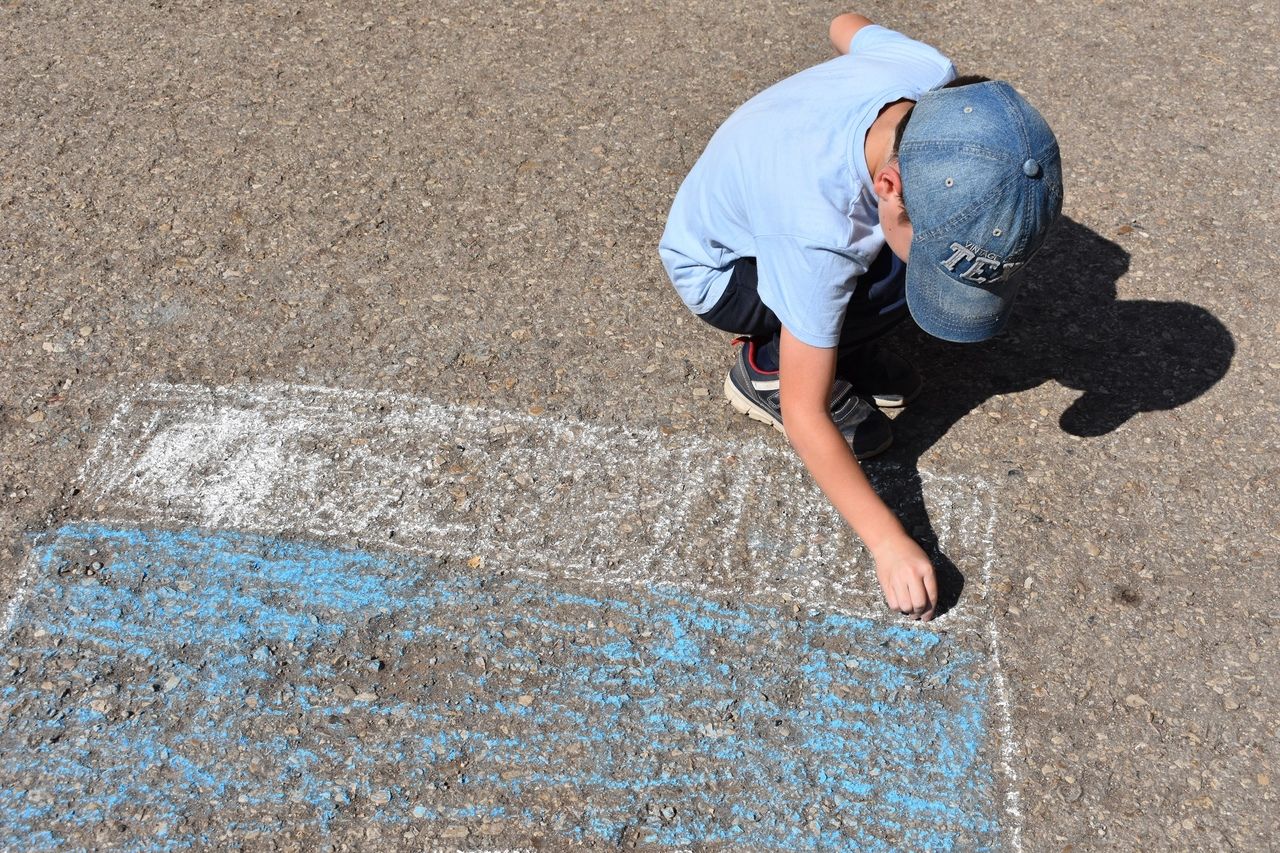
[898,81,1063,343]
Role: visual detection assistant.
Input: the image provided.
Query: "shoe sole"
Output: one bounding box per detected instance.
[868,381,922,409]
[870,392,913,408]
[723,374,892,460]
[724,372,786,434]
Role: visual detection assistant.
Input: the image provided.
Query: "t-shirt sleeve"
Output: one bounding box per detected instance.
[848,24,956,85]
[753,235,869,348]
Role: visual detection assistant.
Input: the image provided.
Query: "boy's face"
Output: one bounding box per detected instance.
[874,163,913,263]
[880,194,913,264]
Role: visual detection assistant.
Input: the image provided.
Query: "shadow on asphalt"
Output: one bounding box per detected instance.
[883,216,1236,616]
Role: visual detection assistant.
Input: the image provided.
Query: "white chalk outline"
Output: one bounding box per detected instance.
[74,382,994,625]
[5,380,1023,850]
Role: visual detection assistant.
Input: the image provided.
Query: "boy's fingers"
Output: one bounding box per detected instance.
[909,579,935,620]
[895,581,915,616]
[923,568,939,611]
[909,580,930,616]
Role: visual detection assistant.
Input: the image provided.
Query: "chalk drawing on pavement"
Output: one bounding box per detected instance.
[0,382,1022,850]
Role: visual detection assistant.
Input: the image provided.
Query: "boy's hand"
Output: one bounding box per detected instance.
[829,13,874,55]
[776,329,938,621]
[869,533,938,621]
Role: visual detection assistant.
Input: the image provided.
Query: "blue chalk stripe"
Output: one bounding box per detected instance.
[0,523,999,851]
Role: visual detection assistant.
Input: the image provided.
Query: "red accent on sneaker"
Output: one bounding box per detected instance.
[741,338,778,376]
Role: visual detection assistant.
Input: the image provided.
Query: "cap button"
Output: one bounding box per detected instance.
[1022,158,1041,177]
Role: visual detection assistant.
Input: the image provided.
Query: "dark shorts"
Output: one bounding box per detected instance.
[697,247,910,363]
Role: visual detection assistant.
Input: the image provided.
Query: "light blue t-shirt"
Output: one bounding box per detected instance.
[658,26,956,347]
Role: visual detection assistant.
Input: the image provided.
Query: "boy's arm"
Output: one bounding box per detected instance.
[829,13,874,55]
[778,327,938,620]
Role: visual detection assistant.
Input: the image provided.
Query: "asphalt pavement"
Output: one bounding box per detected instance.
[1,1,1277,849]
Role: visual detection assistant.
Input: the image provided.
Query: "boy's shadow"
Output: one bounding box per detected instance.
[880,216,1235,614]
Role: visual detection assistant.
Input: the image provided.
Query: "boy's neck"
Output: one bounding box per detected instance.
[864,99,915,178]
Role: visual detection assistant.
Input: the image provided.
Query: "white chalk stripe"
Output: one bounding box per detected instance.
[74,382,996,628]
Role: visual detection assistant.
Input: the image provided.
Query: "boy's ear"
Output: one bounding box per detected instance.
[873,162,904,203]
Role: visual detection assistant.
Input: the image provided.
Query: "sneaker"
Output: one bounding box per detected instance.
[723,338,893,459]
[840,342,922,408]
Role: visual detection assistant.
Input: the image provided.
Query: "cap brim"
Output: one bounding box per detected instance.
[905,257,1020,344]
